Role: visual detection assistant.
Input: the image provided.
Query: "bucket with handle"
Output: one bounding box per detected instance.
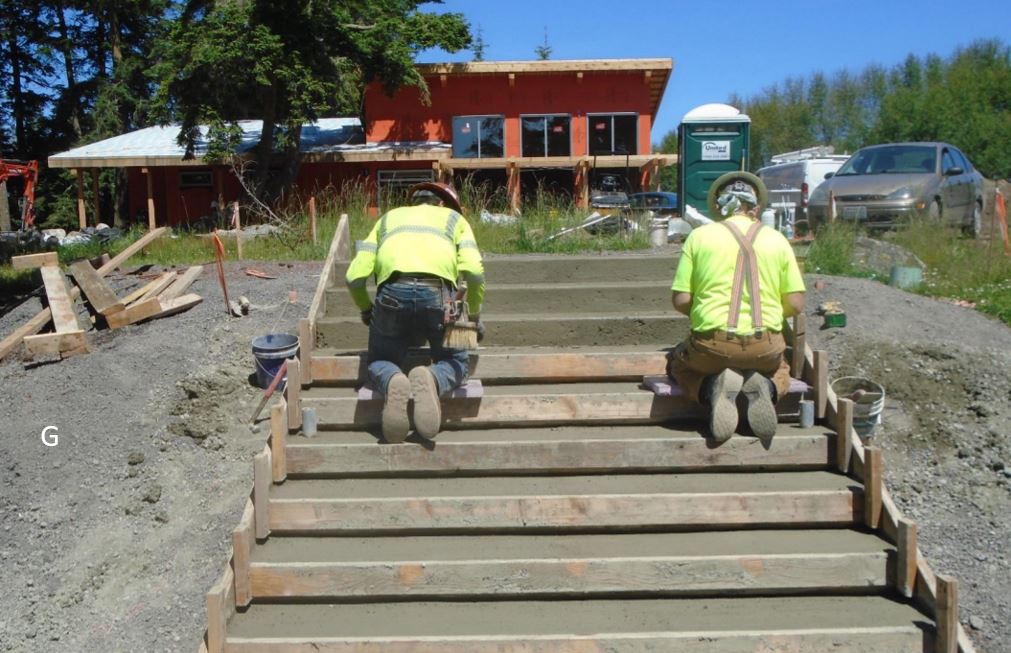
[831,376,886,439]
[251,333,299,389]
[649,217,669,247]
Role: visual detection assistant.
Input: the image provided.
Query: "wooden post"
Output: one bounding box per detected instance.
[935,574,959,653]
[91,169,100,226]
[309,196,318,244]
[286,357,302,431]
[298,318,313,385]
[863,446,882,529]
[75,169,87,229]
[143,167,156,230]
[232,202,243,260]
[836,398,853,474]
[897,518,917,598]
[508,162,521,216]
[790,313,806,379]
[813,349,828,419]
[231,500,255,607]
[270,400,287,483]
[215,168,225,213]
[579,160,590,208]
[253,446,271,540]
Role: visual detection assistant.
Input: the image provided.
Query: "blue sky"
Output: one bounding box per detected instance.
[419,0,1006,143]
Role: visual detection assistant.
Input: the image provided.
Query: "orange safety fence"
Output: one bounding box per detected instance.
[996,187,1010,256]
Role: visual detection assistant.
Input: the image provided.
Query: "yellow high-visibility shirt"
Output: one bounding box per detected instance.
[345,204,485,315]
[671,215,805,334]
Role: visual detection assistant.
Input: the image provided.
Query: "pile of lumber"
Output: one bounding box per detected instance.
[1,228,204,361]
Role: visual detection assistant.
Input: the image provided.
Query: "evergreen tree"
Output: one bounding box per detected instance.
[534,28,551,60]
[472,25,487,61]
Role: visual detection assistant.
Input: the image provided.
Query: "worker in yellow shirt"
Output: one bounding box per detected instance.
[345,182,485,443]
[668,174,805,444]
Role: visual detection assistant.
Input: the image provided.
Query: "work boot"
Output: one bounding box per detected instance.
[707,369,743,444]
[742,371,777,443]
[409,366,442,439]
[381,372,411,443]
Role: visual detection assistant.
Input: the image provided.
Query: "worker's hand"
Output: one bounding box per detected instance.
[472,315,485,343]
[360,306,373,326]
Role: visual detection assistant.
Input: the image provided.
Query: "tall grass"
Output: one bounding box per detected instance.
[804,222,861,275]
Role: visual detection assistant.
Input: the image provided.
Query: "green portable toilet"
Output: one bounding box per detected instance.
[678,103,751,218]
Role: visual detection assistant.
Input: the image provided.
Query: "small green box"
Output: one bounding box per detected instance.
[823,312,847,328]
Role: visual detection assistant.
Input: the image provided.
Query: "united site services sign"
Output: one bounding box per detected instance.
[701,141,731,161]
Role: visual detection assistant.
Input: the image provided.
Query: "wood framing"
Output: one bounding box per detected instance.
[204,564,235,653]
[864,446,883,528]
[270,399,287,484]
[813,349,828,419]
[11,252,58,270]
[144,167,155,230]
[69,260,125,315]
[835,398,854,473]
[285,357,302,431]
[91,169,100,225]
[160,266,204,302]
[138,271,177,302]
[75,169,86,229]
[253,446,271,540]
[791,314,806,378]
[936,574,958,653]
[231,499,255,608]
[298,318,313,385]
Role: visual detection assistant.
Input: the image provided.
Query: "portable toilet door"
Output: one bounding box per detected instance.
[678,103,751,218]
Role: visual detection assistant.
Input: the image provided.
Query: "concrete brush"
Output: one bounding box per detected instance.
[443,287,479,350]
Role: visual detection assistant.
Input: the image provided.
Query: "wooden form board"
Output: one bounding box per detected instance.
[40,266,82,333]
[270,400,287,484]
[160,265,203,301]
[12,251,58,270]
[23,330,88,358]
[138,271,177,302]
[69,260,124,315]
[253,446,271,540]
[106,293,201,329]
[285,357,301,431]
[285,433,831,477]
[204,564,235,653]
[231,499,255,608]
[309,350,669,386]
[269,490,860,533]
[248,551,889,600]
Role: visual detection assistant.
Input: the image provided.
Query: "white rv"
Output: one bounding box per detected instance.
[757,147,849,234]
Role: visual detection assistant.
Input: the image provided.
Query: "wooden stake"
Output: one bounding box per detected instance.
[936,574,958,653]
[863,446,882,529]
[309,196,317,244]
[813,349,828,419]
[791,313,806,378]
[253,446,271,540]
[286,357,302,431]
[143,167,155,230]
[91,169,100,226]
[897,518,917,598]
[232,202,243,260]
[232,499,255,607]
[271,400,287,483]
[205,565,235,653]
[836,398,853,474]
[298,318,313,385]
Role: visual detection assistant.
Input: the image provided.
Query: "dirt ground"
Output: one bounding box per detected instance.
[1,256,1010,652]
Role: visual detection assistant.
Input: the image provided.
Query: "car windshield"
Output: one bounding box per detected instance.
[835,145,936,176]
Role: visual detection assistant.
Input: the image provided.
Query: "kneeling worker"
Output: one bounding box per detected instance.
[668,174,805,443]
[345,182,485,442]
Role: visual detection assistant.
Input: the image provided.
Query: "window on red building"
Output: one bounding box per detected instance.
[452,116,505,158]
[588,114,638,155]
[521,115,571,157]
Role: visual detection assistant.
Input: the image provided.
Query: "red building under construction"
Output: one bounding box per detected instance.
[48,58,674,227]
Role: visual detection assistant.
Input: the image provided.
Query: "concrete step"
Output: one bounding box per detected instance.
[266,471,860,534]
[324,280,675,315]
[315,311,688,349]
[285,424,832,477]
[224,596,927,652]
[308,345,671,386]
[248,529,893,601]
[298,381,803,431]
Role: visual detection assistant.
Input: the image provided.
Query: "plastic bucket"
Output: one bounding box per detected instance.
[889,265,923,289]
[831,376,886,439]
[649,218,669,246]
[251,333,299,389]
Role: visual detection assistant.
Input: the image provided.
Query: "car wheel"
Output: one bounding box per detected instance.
[962,201,982,238]
[928,200,943,223]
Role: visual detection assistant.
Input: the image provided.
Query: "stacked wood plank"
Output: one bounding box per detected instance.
[2,228,205,361]
[200,237,975,653]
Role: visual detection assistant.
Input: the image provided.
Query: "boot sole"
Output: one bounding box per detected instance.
[409,367,442,439]
[709,370,742,444]
[382,374,411,443]
[743,372,778,442]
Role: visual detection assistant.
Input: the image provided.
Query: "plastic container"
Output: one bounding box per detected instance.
[251,333,299,389]
[831,376,886,439]
[889,265,923,289]
[649,218,669,246]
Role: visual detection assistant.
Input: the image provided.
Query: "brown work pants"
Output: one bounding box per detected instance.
[667,330,791,404]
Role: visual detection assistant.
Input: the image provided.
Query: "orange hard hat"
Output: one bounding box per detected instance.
[409,181,463,214]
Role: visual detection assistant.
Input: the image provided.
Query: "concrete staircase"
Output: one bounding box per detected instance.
[200,235,970,653]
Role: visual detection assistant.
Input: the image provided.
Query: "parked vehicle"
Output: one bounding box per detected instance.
[757,152,848,234]
[807,142,984,236]
[627,191,678,215]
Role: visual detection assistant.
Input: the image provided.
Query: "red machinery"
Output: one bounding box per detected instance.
[0,159,39,230]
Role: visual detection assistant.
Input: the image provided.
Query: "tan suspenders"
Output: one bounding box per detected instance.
[720,221,764,334]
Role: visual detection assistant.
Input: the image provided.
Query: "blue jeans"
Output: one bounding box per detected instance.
[367,280,469,396]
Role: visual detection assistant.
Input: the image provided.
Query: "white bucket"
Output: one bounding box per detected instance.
[649,218,669,246]
[831,377,886,438]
